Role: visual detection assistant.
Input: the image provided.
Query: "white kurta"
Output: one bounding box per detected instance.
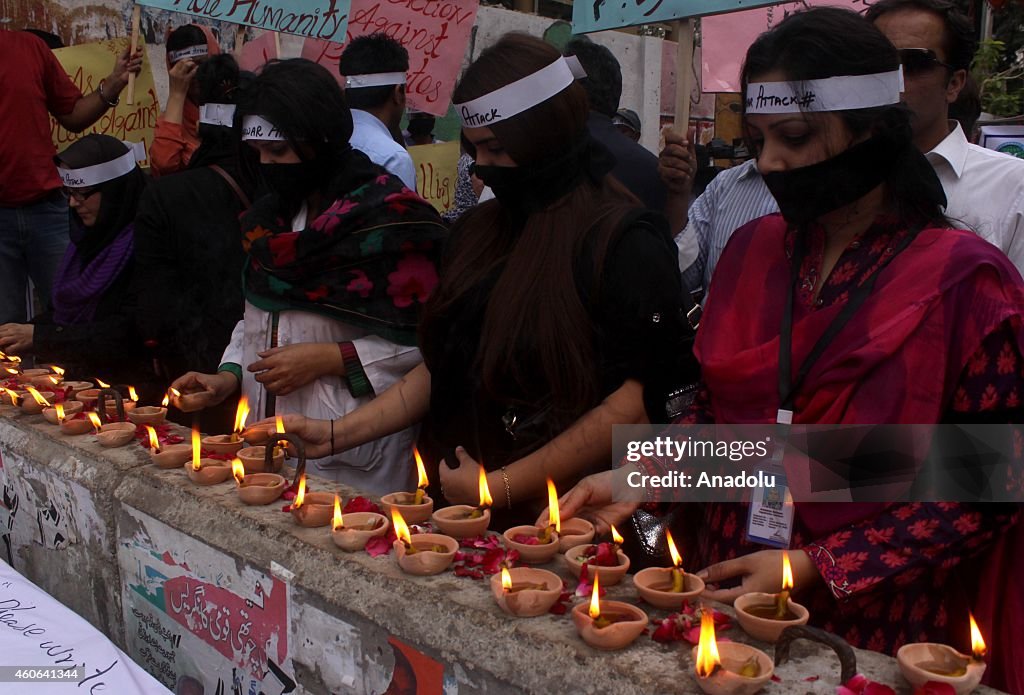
[220,205,421,494]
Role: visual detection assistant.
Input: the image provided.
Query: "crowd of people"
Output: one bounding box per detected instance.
[1,1,1023,690]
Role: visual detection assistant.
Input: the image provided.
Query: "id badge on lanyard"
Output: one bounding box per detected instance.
[744,408,796,549]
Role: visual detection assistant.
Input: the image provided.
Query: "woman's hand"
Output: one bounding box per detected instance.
[535,469,639,535]
[698,549,821,604]
[167,59,198,96]
[249,413,334,458]
[248,343,343,396]
[438,447,482,505]
[170,371,237,412]
[0,324,34,354]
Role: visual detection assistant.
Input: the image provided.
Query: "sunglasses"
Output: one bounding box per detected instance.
[898,48,953,75]
[61,187,100,202]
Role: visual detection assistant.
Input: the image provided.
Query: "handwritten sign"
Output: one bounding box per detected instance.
[409,141,459,214]
[572,0,783,34]
[300,36,346,86]
[0,560,170,694]
[238,30,280,72]
[49,39,159,166]
[134,0,351,42]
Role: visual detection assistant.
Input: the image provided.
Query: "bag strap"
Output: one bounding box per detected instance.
[209,164,251,210]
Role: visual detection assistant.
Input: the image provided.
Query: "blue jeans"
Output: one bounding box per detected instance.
[0,193,70,324]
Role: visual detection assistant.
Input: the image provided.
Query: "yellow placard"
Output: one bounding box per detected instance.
[49,38,160,166]
[409,141,460,215]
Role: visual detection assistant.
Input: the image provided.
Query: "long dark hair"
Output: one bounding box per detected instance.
[741,7,947,227]
[420,34,641,420]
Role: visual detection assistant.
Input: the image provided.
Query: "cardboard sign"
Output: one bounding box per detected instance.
[572,0,782,33]
[409,141,459,214]
[300,36,346,86]
[49,38,159,166]
[238,30,280,72]
[134,0,351,42]
[980,125,1024,159]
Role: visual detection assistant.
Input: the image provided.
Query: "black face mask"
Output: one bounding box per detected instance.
[260,161,320,210]
[761,134,902,226]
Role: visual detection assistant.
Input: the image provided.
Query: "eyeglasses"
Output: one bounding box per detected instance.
[898,48,953,75]
[61,187,99,202]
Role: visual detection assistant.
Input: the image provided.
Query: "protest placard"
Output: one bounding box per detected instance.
[239,30,281,72]
[49,38,160,165]
[571,0,782,34]
[134,0,351,42]
[409,141,459,215]
[300,36,346,86]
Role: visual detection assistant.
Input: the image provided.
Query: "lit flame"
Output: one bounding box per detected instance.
[51,366,65,377]
[146,425,161,453]
[169,387,181,398]
[391,507,411,546]
[501,566,512,591]
[969,612,987,659]
[232,458,245,486]
[3,388,20,404]
[478,466,493,508]
[161,394,170,407]
[276,415,285,434]
[414,448,428,489]
[588,572,602,619]
[233,396,250,434]
[55,403,66,424]
[547,478,560,533]
[332,495,343,531]
[25,385,51,407]
[781,551,794,592]
[695,608,722,678]
[5,368,18,375]
[96,378,110,388]
[294,474,307,508]
[611,524,624,545]
[191,425,201,471]
[666,529,683,569]
[9,356,20,363]
[49,375,60,385]
[128,386,139,402]
[88,412,103,433]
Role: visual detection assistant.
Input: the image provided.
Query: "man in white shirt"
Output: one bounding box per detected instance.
[338,33,417,190]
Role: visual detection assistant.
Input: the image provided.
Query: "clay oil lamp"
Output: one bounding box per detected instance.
[201,396,248,456]
[96,421,136,448]
[0,388,23,408]
[380,447,433,524]
[897,613,987,694]
[633,529,706,609]
[96,387,135,422]
[391,507,458,576]
[572,573,648,650]
[75,388,100,408]
[233,457,287,506]
[239,431,292,474]
[63,381,94,398]
[241,413,284,446]
[491,565,562,618]
[692,608,774,695]
[734,551,809,643]
[16,368,50,386]
[503,478,562,564]
[431,464,492,538]
[289,474,334,527]
[146,425,191,469]
[30,372,62,390]
[186,425,232,485]
[43,400,84,425]
[331,494,389,551]
[60,408,95,436]
[21,385,54,415]
[557,517,596,552]
[564,524,631,586]
[128,391,168,426]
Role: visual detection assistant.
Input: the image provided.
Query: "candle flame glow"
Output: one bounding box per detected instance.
[414,448,428,489]
[233,396,250,434]
[25,385,51,407]
[128,386,139,402]
[49,376,60,385]
[501,566,512,591]
[293,475,307,508]
[547,478,560,533]
[9,356,20,363]
[55,403,66,424]
[611,524,624,545]
[276,415,285,434]
[332,495,343,531]
[666,529,683,570]
[88,412,103,433]
[96,378,110,388]
[146,425,161,453]
[232,458,245,486]
[191,425,201,471]
[161,394,170,407]
[969,612,987,658]
[5,369,18,375]
[588,572,601,619]
[51,366,65,376]
[478,466,493,508]
[169,387,181,398]
[3,388,19,405]
[781,551,794,592]
[391,507,411,546]
[695,609,722,678]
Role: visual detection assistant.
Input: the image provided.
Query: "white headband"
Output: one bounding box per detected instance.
[200,103,237,127]
[454,56,587,128]
[168,44,209,64]
[241,115,287,141]
[745,69,904,114]
[57,141,145,188]
[345,72,407,89]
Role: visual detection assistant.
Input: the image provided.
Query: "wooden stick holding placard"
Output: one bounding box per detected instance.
[273,32,281,60]
[234,26,246,57]
[673,19,696,132]
[125,4,142,105]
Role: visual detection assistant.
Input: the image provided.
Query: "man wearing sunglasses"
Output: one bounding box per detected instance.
[870,0,1024,271]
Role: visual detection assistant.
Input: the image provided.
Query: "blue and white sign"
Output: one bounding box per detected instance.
[573,0,785,33]
[135,0,350,42]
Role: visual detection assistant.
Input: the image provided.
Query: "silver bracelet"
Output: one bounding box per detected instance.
[500,466,512,509]
[97,79,119,107]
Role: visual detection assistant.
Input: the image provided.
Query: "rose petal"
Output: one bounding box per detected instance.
[364,536,393,558]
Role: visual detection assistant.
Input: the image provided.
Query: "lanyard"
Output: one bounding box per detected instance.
[776,225,920,423]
